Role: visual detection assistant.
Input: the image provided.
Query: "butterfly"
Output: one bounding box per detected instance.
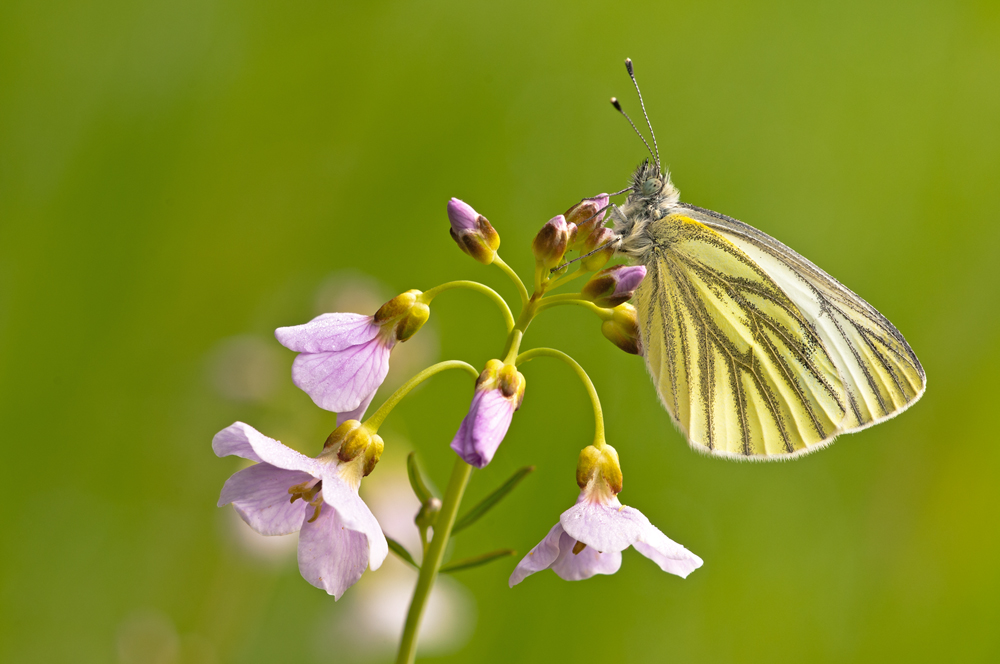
[606,60,925,459]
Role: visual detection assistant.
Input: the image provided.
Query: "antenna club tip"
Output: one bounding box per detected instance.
[610,97,622,111]
[625,58,634,74]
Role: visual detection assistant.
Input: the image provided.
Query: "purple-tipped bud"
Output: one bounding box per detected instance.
[448,198,501,264]
[565,194,610,249]
[579,226,618,272]
[601,303,642,355]
[532,215,569,269]
[582,265,647,308]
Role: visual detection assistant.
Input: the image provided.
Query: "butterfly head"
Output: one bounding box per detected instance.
[629,158,672,202]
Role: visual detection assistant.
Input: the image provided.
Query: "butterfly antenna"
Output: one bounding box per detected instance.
[625,58,661,174]
[550,235,622,273]
[611,97,656,166]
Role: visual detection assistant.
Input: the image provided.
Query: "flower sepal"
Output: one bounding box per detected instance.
[582,265,647,307]
[601,303,642,355]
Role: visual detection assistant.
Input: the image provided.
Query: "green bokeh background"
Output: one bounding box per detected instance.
[3,1,999,662]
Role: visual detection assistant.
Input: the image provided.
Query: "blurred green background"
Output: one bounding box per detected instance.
[2,0,999,662]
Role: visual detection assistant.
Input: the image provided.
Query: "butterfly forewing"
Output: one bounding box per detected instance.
[677,205,926,435]
[635,212,854,458]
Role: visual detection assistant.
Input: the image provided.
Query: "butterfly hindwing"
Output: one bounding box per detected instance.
[635,212,853,458]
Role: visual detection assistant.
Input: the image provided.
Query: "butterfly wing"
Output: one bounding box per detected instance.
[634,206,924,459]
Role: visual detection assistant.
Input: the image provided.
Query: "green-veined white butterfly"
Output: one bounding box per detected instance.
[607,59,925,459]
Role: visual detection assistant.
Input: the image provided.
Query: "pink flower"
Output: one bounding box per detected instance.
[214,422,388,598]
[450,360,526,468]
[509,444,701,586]
[275,291,429,424]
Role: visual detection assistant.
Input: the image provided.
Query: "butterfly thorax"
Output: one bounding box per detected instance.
[611,160,680,261]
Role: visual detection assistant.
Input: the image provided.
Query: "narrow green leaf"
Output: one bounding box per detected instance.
[386,537,419,570]
[406,452,435,503]
[440,549,516,574]
[452,465,534,534]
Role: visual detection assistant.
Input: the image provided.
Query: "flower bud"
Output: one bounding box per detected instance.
[448,198,501,264]
[415,496,442,530]
[532,215,569,269]
[601,303,642,355]
[565,194,610,249]
[575,443,623,495]
[579,226,617,272]
[582,265,647,307]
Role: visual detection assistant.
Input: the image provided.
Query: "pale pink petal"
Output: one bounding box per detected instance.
[559,497,649,553]
[449,389,515,468]
[297,505,370,599]
[219,463,312,535]
[212,422,320,475]
[633,527,704,579]
[550,533,622,581]
[335,390,376,427]
[275,313,378,353]
[321,475,389,571]
[291,339,392,413]
[509,523,564,587]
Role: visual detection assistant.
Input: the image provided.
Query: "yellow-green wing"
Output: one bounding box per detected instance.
[635,213,847,458]
[677,204,925,435]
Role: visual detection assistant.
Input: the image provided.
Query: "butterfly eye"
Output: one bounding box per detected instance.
[641,178,661,195]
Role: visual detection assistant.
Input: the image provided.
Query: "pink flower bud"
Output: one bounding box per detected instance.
[581,265,647,308]
[565,194,610,249]
[448,198,501,264]
[532,215,569,269]
[579,226,617,272]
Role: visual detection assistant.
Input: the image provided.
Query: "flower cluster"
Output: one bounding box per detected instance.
[213,191,702,659]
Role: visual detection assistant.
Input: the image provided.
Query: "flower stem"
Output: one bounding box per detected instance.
[396,458,473,664]
[365,360,479,431]
[493,254,530,306]
[536,296,613,320]
[515,347,605,446]
[421,280,515,332]
[545,267,587,291]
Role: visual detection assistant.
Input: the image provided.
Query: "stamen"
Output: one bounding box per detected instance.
[307,495,323,523]
[572,540,587,555]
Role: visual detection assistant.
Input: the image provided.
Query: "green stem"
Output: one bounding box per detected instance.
[421,280,514,332]
[515,347,605,446]
[536,296,613,320]
[493,254,530,306]
[545,267,587,291]
[396,458,473,664]
[365,360,479,431]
